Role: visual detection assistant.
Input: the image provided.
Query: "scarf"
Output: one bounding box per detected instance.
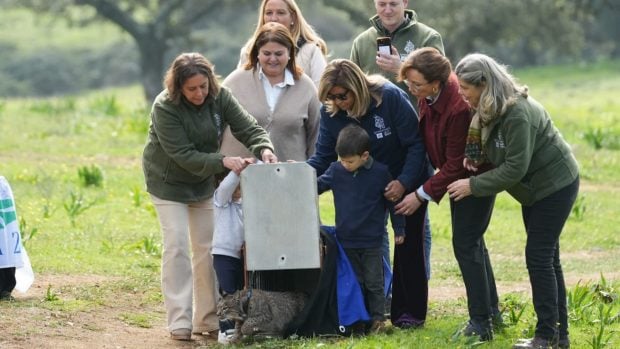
[465,112,493,165]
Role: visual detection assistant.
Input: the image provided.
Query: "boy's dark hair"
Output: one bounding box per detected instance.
[335,124,370,157]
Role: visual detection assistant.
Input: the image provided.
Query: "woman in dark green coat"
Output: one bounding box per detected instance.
[448,53,578,349]
[142,52,277,341]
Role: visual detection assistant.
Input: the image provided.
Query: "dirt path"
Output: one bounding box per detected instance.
[1,271,617,349]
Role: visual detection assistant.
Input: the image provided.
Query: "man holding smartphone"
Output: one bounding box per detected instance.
[349,0,444,330]
[351,0,444,106]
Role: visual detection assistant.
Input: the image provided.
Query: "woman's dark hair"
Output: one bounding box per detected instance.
[164,52,220,105]
[399,47,451,86]
[245,22,302,80]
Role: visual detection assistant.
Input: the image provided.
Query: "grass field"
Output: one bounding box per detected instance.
[0,60,619,348]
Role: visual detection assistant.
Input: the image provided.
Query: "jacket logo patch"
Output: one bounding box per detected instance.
[401,40,416,61]
[214,113,222,141]
[373,115,391,139]
[494,131,505,148]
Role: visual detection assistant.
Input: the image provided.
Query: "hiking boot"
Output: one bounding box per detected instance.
[513,337,557,349]
[491,309,505,330]
[0,291,14,301]
[170,328,191,341]
[350,322,366,336]
[461,319,493,341]
[369,320,386,334]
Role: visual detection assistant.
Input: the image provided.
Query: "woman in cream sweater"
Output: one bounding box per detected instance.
[221,22,320,162]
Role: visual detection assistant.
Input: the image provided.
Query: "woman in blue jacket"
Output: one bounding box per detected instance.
[308,59,431,328]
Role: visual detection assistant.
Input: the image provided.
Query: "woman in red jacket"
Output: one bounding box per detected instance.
[395,48,500,341]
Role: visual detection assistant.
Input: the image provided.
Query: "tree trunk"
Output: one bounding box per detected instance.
[138,38,168,104]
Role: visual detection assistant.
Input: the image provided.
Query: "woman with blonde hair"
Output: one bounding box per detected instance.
[239,0,327,86]
[308,59,431,329]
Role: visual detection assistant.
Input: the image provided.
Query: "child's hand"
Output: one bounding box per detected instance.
[394,235,405,245]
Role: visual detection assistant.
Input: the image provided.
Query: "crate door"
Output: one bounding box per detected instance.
[241,162,320,270]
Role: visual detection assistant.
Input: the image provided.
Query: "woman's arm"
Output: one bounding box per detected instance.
[218,87,274,159]
[305,85,321,159]
[306,108,338,177]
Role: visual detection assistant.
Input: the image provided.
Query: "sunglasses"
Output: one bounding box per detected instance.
[326,89,350,101]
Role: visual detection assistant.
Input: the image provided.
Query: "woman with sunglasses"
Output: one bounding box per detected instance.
[308,59,431,329]
[395,47,500,341]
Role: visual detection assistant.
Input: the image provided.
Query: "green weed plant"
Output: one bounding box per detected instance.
[77,164,104,187]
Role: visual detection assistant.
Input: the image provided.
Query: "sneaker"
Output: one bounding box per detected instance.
[512,337,556,349]
[170,328,191,341]
[461,319,493,341]
[217,329,236,345]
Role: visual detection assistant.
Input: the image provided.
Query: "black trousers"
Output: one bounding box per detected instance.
[0,267,16,295]
[523,177,579,340]
[451,194,499,323]
[391,201,428,323]
[344,247,385,321]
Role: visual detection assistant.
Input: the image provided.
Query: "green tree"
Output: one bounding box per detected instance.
[3,0,255,102]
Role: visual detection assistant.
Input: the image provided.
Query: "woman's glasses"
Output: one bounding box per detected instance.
[404,80,429,90]
[326,89,349,101]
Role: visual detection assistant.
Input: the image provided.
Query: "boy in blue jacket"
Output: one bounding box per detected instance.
[317,124,405,332]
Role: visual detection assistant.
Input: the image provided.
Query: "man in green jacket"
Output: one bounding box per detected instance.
[350,0,444,106]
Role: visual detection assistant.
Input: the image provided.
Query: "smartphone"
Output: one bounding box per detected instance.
[377,37,392,55]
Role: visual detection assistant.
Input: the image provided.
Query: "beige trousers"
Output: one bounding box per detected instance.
[150,195,218,333]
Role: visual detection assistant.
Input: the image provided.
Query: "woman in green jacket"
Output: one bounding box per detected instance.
[142,52,277,341]
[447,53,578,349]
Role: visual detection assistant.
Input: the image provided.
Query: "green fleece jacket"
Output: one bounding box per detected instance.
[142,87,273,203]
[470,95,579,206]
[350,9,444,104]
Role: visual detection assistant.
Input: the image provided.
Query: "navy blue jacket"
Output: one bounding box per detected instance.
[317,158,406,249]
[308,82,430,191]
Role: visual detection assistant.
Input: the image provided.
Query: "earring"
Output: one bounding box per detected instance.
[291,22,294,26]
[432,87,438,94]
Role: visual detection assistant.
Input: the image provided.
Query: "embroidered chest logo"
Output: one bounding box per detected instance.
[214,113,222,140]
[373,115,391,139]
[400,40,416,61]
[494,130,505,148]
